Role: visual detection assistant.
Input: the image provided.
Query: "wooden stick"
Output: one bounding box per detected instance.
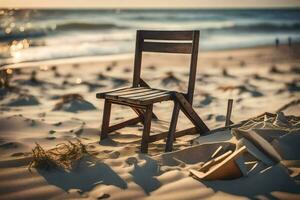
[225,99,233,126]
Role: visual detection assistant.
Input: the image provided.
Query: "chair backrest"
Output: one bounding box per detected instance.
[132,30,200,104]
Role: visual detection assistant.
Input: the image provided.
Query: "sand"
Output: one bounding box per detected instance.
[0,44,300,199]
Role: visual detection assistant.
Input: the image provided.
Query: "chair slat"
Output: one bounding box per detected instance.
[119,89,166,98]
[141,93,172,104]
[117,92,169,103]
[143,42,192,54]
[107,87,151,96]
[96,87,132,98]
[130,91,170,100]
[141,30,194,40]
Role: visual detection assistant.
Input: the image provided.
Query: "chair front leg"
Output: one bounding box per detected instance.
[141,105,153,153]
[165,101,180,152]
[100,99,112,141]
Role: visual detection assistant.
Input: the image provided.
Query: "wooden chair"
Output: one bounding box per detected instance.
[96,30,210,153]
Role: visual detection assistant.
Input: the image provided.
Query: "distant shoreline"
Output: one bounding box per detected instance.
[2,43,299,70]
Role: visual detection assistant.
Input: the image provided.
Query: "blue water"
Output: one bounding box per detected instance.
[1,9,300,65]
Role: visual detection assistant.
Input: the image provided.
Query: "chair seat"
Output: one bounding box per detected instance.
[96,87,173,105]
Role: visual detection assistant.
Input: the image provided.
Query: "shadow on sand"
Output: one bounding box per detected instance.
[127,154,161,194]
[38,157,127,192]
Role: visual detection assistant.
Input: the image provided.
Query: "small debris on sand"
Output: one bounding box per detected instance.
[29,140,90,171]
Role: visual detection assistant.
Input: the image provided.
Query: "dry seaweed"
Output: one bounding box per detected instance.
[29,140,90,172]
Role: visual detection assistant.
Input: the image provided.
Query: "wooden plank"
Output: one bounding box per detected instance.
[107,117,141,133]
[125,91,169,100]
[100,100,111,140]
[110,100,147,109]
[141,105,153,153]
[107,87,150,96]
[141,93,172,105]
[225,99,233,126]
[149,127,198,143]
[174,93,210,134]
[110,92,171,105]
[190,146,246,181]
[165,102,180,152]
[96,87,133,98]
[141,30,194,40]
[133,30,143,87]
[119,89,166,98]
[142,42,192,54]
[104,88,153,101]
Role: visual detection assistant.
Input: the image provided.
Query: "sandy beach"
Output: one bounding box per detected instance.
[0,44,300,199]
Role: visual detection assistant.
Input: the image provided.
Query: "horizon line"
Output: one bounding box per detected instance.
[2,6,300,10]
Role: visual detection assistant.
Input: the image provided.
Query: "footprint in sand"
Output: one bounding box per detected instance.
[11,152,27,157]
[126,157,138,165]
[98,193,110,199]
[161,72,182,87]
[205,114,214,121]
[277,80,300,94]
[123,67,131,73]
[290,65,300,74]
[222,68,235,78]
[53,122,62,126]
[97,73,108,80]
[251,74,274,82]
[286,80,300,92]
[269,65,286,74]
[5,94,40,106]
[197,94,216,107]
[109,151,120,159]
[111,77,129,87]
[82,81,105,92]
[0,142,18,149]
[106,65,113,71]
[68,188,84,195]
[46,136,56,140]
[218,85,263,97]
[53,93,97,113]
[215,115,226,122]
[147,65,156,70]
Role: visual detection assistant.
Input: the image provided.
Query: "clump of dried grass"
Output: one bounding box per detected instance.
[29,140,90,171]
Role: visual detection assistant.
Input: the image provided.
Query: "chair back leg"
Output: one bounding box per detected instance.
[141,105,153,153]
[165,101,180,152]
[100,100,112,140]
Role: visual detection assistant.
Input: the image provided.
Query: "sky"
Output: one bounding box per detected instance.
[1,0,300,9]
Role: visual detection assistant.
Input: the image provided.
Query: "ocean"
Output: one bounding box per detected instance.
[1,9,300,65]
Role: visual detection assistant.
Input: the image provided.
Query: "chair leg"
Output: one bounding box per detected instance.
[165,101,180,152]
[174,92,210,134]
[100,99,112,141]
[141,105,153,153]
